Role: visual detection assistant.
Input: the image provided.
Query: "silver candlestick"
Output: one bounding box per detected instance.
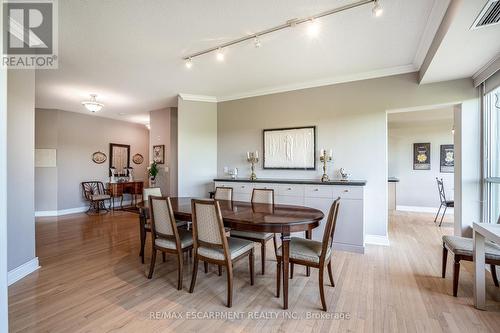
[320,149,333,182]
[247,151,259,181]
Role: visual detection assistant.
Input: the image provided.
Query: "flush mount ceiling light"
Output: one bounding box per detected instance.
[81,94,104,112]
[182,0,381,66]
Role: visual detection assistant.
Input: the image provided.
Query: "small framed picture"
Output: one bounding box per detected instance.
[440,144,454,173]
[153,145,165,164]
[413,143,430,170]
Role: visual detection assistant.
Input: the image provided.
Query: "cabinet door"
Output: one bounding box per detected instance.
[304,197,334,241]
[334,199,364,250]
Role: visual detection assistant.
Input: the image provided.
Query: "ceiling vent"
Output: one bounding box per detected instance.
[471,0,500,30]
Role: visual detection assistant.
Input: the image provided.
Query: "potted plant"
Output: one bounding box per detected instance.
[148,161,159,186]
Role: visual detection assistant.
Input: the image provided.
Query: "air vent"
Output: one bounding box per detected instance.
[471,0,500,30]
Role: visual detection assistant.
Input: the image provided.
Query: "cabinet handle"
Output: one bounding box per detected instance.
[314,189,319,191]
[287,187,292,190]
[343,189,349,193]
[241,186,245,188]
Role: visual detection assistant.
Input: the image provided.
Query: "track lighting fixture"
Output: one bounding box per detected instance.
[185,57,193,68]
[307,18,320,37]
[372,0,383,17]
[254,36,261,48]
[216,48,225,61]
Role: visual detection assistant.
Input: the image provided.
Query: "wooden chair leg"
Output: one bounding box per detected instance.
[491,264,499,287]
[319,266,327,311]
[453,258,460,297]
[204,261,208,274]
[218,265,222,276]
[226,263,233,308]
[261,240,266,275]
[177,253,183,290]
[139,225,146,264]
[290,263,294,279]
[189,256,199,293]
[162,252,166,263]
[276,260,281,298]
[273,234,278,257]
[147,249,157,279]
[249,249,255,285]
[442,245,448,278]
[327,261,335,287]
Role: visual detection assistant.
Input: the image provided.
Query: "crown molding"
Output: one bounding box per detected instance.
[217,64,417,102]
[178,94,218,103]
[472,53,500,87]
[413,0,451,69]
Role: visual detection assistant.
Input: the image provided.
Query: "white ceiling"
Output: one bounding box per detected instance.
[34,0,498,124]
[388,107,454,128]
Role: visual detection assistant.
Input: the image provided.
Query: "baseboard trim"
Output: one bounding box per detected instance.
[35,200,133,217]
[396,205,454,214]
[8,257,40,286]
[333,242,365,254]
[365,234,390,246]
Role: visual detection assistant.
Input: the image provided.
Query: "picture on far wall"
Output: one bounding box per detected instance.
[152,145,165,164]
[263,126,316,170]
[440,144,454,173]
[413,143,431,170]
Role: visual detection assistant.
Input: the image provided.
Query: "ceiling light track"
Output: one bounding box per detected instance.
[183,0,377,64]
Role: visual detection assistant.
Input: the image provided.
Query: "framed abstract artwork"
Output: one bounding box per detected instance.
[263,126,316,170]
[152,145,165,164]
[440,144,454,173]
[413,143,431,170]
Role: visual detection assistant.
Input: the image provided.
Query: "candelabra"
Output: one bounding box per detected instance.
[320,149,333,182]
[247,151,259,181]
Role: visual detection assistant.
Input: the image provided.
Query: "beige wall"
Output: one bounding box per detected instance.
[149,107,178,196]
[389,119,454,208]
[35,109,150,212]
[178,98,217,197]
[217,72,478,238]
[7,70,36,271]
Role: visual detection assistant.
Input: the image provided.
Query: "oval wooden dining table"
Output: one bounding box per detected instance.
[138,197,324,309]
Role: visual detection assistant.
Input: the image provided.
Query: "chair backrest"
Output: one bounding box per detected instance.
[436,178,447,204]
[143,187,162,206]
[149,196,179,245]
[191,199,229,254]
[251,188,274,204]
[320,197,341,259]
[214,187,233,201]
[82,181,105,200]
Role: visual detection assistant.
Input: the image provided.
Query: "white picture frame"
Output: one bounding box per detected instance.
[263,126,316,169]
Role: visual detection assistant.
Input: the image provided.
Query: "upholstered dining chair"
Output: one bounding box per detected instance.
[147,196,193,290]
[435,178,454,226]
[139,187,162,263]
[81,181,112,215]
[230,188,276,274]
[214,187,233,201]
[276,197,341,311]
[189,199,254,308]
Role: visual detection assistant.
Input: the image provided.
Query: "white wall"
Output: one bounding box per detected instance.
[0,0,9,326]
[388,120,454,208]
[217,73,478,239]
[178,97,217,197]
[7,70,37,275]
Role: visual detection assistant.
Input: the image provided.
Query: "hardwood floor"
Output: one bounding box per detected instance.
[8,210,500,332]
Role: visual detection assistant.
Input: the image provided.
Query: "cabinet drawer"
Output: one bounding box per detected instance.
[233,183,253,194]
[332,186,363,200]
[277,184,304,197]
[304,185,333,198]
[215,182,235,189]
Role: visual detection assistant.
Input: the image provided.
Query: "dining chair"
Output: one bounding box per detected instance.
[214,187,233,201]
[139,187,162,263]
[276,197,341,311]
[435,178,454,226]
[230,188,276,274]
[147,196,193,290]
[81,181,112,215]
[189,199,254,307]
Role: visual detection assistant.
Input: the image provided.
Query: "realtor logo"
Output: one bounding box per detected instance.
[2,0,58,68]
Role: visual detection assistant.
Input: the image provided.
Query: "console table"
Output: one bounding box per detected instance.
[214,178,366,253]
[107,181,144,210]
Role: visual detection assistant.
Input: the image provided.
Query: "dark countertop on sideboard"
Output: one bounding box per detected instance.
[214,178,367,186]
[388,177,400,183]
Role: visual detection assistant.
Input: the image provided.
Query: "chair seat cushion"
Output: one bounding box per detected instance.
[155,229,193,250]
[145,220,186,231]
[277,237,330,264]
[443,235,500,260]
[91,194,111,201]
[198,237,254,260]
[230,230,273,240]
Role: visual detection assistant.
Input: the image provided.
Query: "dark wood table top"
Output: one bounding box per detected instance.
[139,197,324,234]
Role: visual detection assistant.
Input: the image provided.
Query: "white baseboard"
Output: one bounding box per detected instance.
[333,242,365,254]
[8,257,40,286]
[396,205,454,214]
[365,234,390,246]
[35,200,133,217]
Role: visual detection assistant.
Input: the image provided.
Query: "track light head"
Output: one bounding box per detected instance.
[254,36,261,48]
[185,58,193,69]
[216,48,225,61]
[372,0,383,17]
[307,18,320,38]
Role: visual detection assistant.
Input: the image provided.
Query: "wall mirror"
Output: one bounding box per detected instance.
[109,143,130,176]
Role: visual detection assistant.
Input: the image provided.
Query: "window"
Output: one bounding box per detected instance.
[484,86,500,223]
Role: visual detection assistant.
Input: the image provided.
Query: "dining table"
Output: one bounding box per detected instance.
[138,197,324,309]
